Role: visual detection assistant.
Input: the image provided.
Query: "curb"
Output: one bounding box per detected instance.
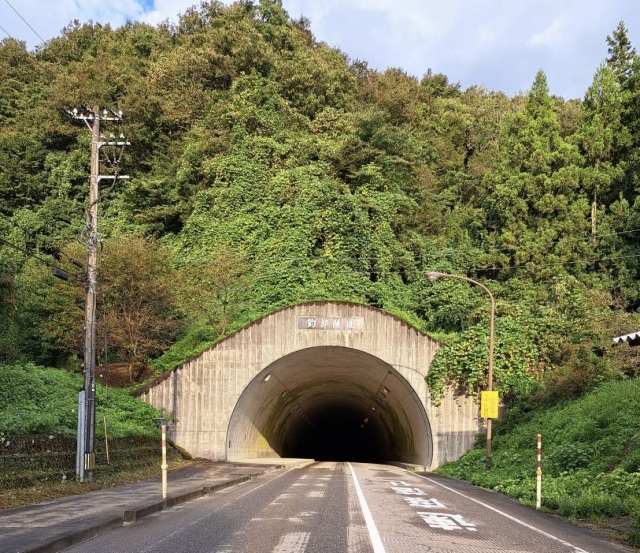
[23,517,123,553]
[23,464,289,553]
[387,461,431,473]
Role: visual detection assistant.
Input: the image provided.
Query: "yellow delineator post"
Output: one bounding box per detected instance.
[161,423,168,500]
[154,418,168,499]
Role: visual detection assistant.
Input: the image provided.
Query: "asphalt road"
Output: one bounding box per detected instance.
[61,462,633,553]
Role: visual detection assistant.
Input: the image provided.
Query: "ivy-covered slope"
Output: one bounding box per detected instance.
[0,2,639,404]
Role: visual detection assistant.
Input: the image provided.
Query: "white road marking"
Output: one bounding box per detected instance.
[270,493,292,506]
[417,512,477,531]
[417,474,589,553]
[404,497,446,508]
[348,463,386,553]
[139,469,297,553]
[307,490,324,498]
[287,510,317,522]
[273,531,310,553]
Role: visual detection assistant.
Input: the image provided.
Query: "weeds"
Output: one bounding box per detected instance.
[437,378,640,546]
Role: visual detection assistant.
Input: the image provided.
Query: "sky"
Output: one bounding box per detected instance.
[1,0,639,100]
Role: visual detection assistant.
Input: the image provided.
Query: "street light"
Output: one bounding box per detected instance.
[426,271,495,470]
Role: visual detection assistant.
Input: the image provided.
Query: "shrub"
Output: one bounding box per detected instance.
[0,364,161,437]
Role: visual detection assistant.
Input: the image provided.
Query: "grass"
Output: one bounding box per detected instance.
[0,457,196,510]
[436,378,640,547]
[0,364,162,437]
[0,363,195,510]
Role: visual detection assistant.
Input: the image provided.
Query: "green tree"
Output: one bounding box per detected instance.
[479,70,589,280]
[578,64,628,238]
[29,235,181,379]
[98,235,180,380]
[606,21,638,86]
[174,246,253,337]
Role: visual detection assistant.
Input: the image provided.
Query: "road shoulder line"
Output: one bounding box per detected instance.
[416,473,589,553]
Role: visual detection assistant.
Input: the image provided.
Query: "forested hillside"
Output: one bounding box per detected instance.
[2,0,640,405]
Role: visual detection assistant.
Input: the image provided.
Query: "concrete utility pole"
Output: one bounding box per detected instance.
[66,106,130,482]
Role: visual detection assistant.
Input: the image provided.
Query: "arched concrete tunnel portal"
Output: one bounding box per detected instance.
[227,347,432,464]
[137,302,481,470]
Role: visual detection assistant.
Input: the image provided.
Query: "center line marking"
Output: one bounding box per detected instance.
[348,463,386,553]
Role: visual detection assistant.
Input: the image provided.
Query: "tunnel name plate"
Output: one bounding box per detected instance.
[298,316,364,331]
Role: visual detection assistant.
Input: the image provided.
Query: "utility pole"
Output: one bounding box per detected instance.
[66,106,130,482]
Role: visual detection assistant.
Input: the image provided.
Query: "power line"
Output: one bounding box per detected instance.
[3,0,45,43]
[0,24,14,40]
[0,236,83,280]
[470,251,640,274]
[242,251,640,281]
[0,213,86,273]
[222,227,640,268]
[466,228,640,260]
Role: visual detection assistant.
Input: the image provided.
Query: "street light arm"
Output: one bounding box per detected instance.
[426,271,494,305]
[425,272,494,390]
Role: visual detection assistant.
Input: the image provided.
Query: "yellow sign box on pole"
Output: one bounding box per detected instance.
[481,391,499,419]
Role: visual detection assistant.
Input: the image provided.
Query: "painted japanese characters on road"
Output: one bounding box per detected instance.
[388,480,477,532]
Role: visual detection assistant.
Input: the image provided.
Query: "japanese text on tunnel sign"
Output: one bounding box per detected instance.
[298,316,364,331]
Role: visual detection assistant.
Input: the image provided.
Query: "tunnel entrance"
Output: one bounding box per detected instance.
[226,346,432,465]
[139,301,480,468]
[291,411,387,462]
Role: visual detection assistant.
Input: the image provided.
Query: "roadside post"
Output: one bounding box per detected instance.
[536,434,542,510]
[153,418,168,499]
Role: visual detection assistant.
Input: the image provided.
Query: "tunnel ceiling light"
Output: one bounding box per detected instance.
[382,386,389,395]
[263,373,271,382]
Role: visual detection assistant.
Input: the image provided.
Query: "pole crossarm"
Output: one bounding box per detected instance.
[98,175,131,181]
[98,141,130,148]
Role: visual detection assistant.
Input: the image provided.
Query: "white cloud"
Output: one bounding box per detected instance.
[140,0,197,26]
[280,0,640,98]
[529,14,568,48]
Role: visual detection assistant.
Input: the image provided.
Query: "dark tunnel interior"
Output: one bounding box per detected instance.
[226,346,432,465]
[282,409,389,462]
